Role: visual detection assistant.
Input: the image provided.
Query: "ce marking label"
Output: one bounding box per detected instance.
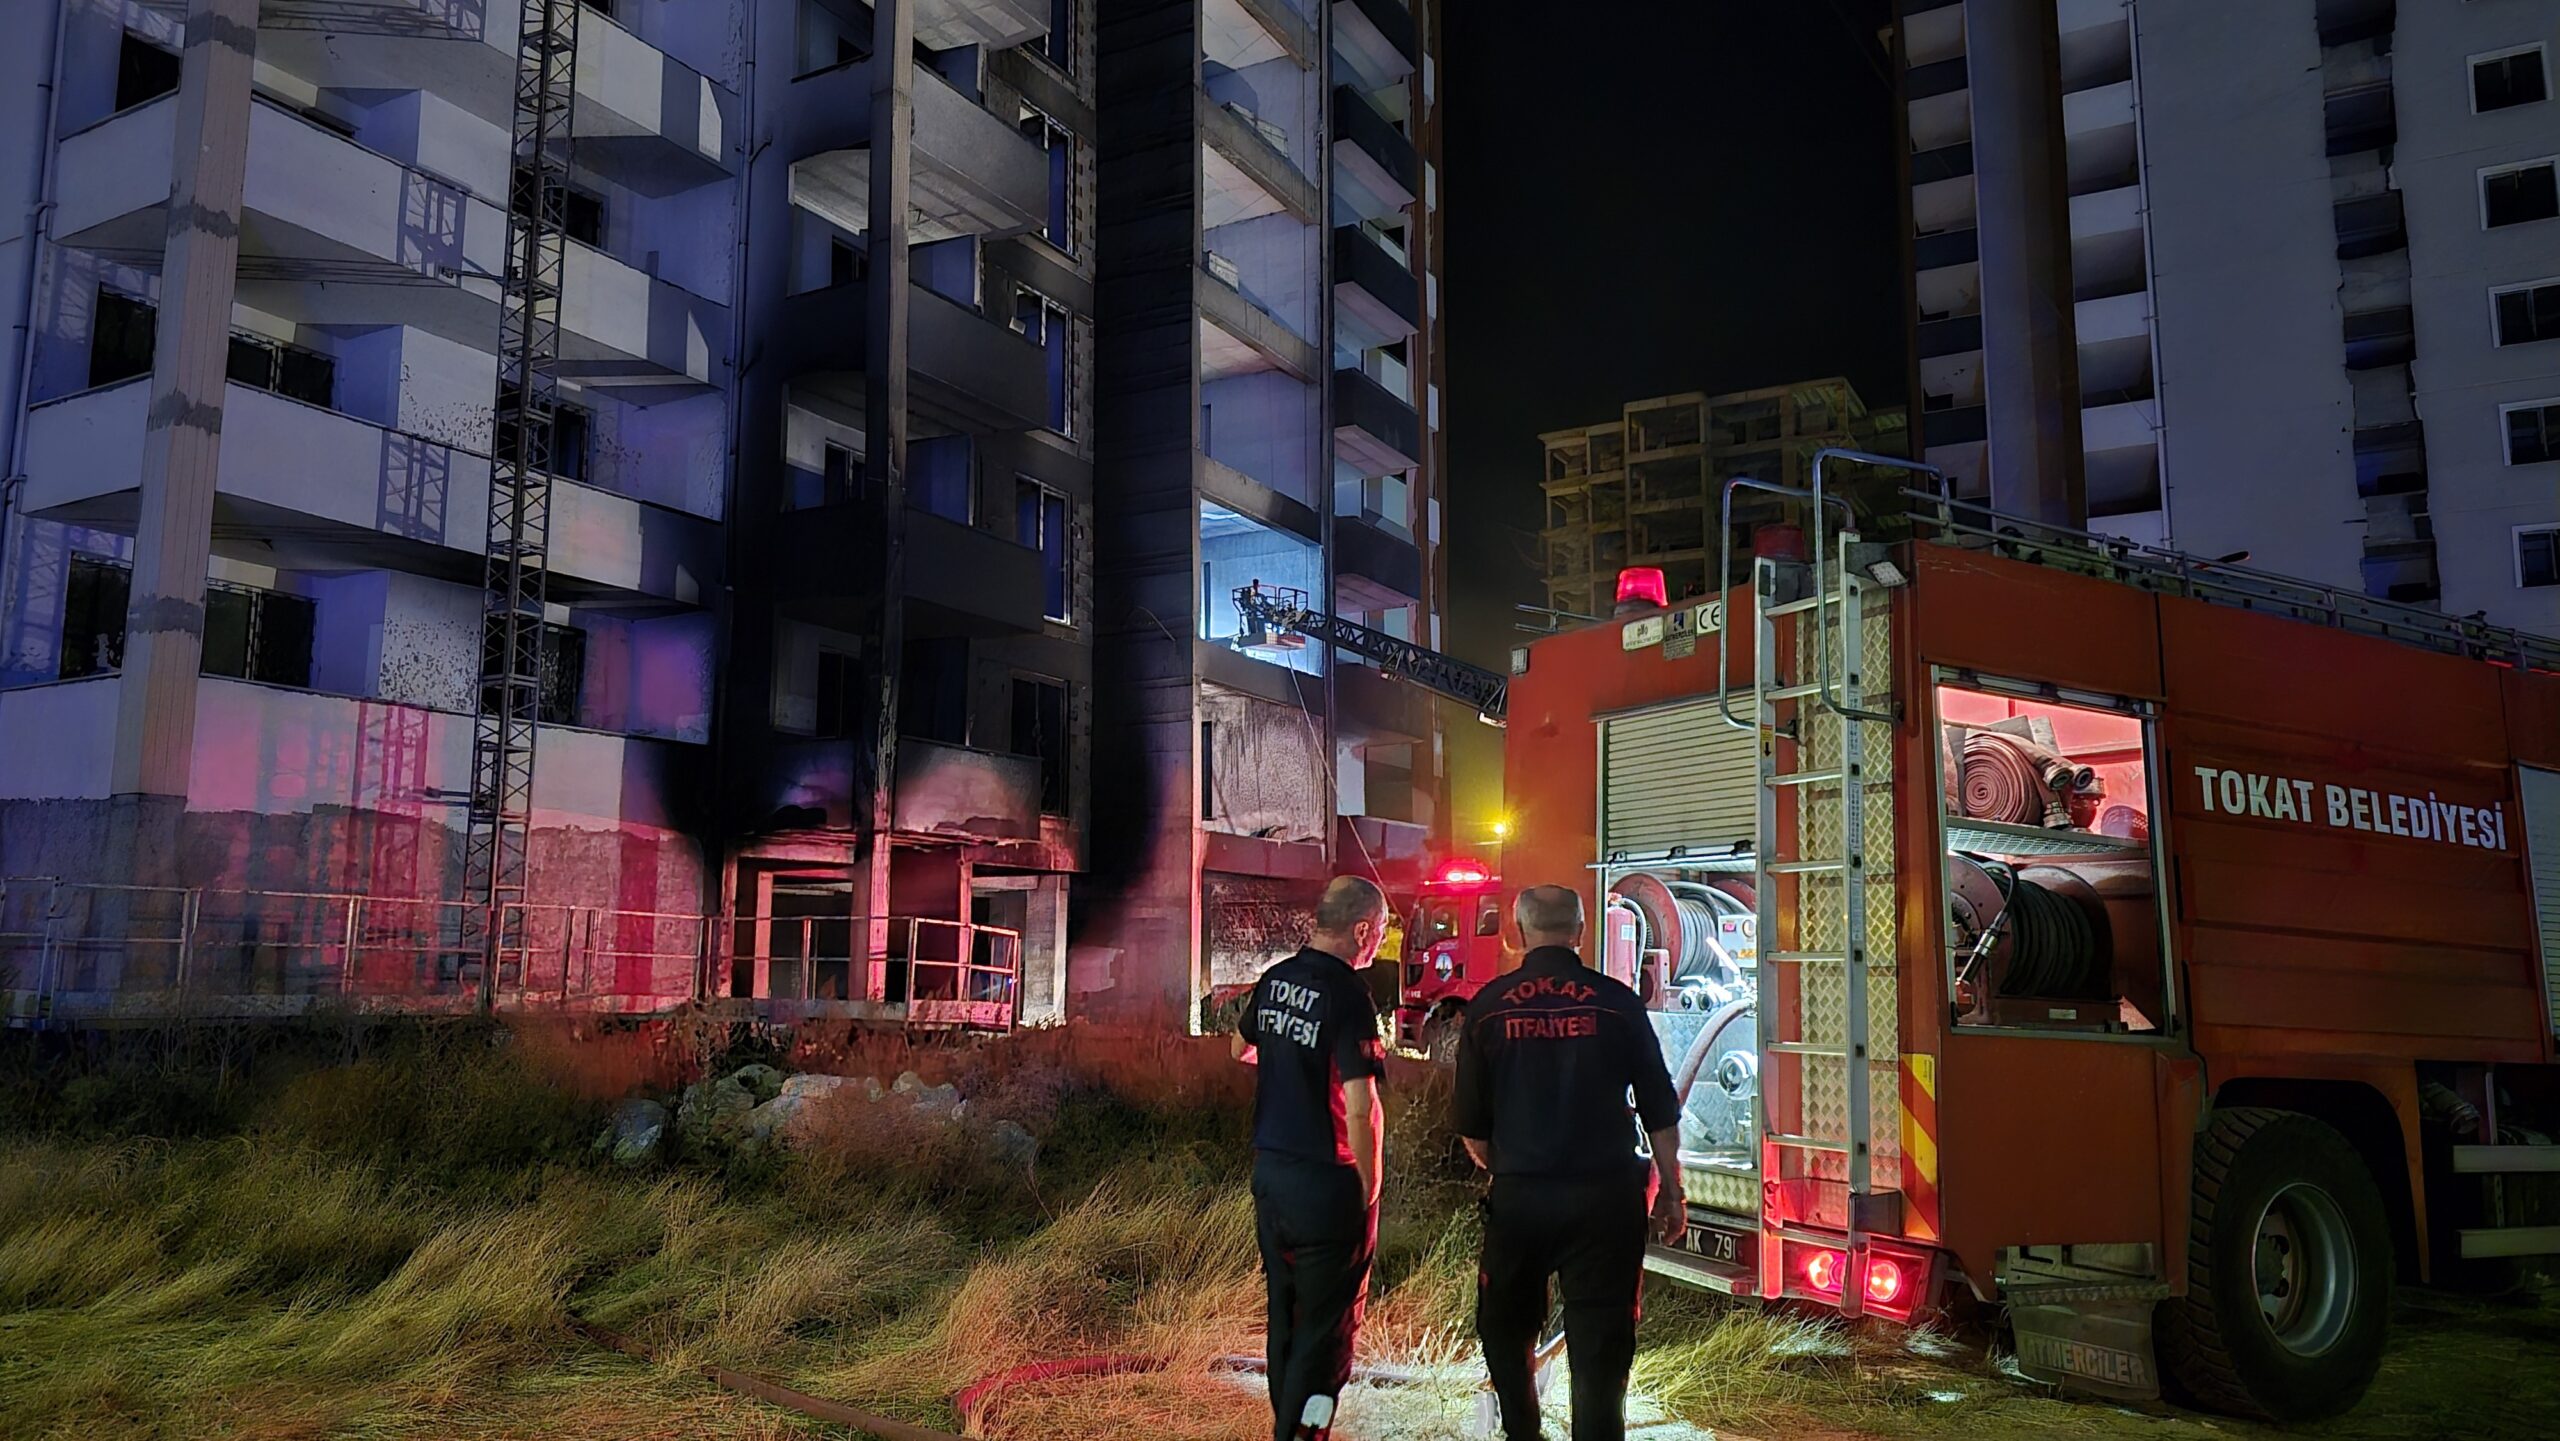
[1663,602,1723,638]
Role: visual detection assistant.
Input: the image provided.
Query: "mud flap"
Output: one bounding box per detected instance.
[2009,1294,2166,1403]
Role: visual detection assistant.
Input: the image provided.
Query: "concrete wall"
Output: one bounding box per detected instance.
[1202,370,1319,502]
[2139,0,2365,589]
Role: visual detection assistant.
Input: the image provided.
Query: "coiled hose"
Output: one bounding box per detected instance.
[1961,732,2096,828]
[1664,885,1737,976]
[1975,860,2102,998]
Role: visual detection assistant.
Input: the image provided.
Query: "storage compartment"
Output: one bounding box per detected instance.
[1935,680,2169,1034]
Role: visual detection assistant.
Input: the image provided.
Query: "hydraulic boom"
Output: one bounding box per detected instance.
[1231,583,1508,722]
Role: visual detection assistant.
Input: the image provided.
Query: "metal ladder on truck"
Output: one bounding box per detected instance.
[1714,450,1939,1316]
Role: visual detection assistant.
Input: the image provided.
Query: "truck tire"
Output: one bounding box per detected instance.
[2157,1107,2392,1422]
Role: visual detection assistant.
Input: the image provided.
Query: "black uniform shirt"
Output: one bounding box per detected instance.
[1453,945,1681,1178]
[1244,945,1388,1167]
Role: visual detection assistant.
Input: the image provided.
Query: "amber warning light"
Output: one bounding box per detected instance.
[1614,566,1668,611]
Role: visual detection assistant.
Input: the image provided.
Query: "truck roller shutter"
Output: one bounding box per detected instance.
[2523,766,2560,1045]
[1601,703,1758,855]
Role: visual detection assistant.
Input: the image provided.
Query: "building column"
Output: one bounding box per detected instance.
[108,0,258,888]
[1966,0,2086,526]
[861,0,913,999]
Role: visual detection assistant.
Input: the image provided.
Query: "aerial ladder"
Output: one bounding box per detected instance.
[1229,582,1510,723]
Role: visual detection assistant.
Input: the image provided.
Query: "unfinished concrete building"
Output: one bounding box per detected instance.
[1538,381,1908,621]
[0,0,1094,1024]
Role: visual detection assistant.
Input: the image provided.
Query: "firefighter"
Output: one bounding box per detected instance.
[1232,875,1391,1441]
[1455,884,1685,1441]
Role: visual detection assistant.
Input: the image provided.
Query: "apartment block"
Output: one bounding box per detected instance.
[1088,0,1446,1021]
[0,0,1096,1023]
[1899,0,2560,634]
[1538,381,1909,622]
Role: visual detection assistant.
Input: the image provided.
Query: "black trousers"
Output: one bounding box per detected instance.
[1252,1154,1375,1441]
[1476,1170,1651,1441]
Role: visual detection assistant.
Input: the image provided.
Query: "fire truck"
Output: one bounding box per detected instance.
[1392,854,1505,1056]
[1492,453,2560,1422]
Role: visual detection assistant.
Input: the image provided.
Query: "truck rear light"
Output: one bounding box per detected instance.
[1802,1248,1844,1294]
[1863,1256,1905,1307]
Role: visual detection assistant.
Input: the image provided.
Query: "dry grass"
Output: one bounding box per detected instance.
[3,1022,2556,1441]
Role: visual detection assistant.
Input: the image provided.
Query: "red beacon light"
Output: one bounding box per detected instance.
[1614,566,1668,613]
[1433,859,1492,886]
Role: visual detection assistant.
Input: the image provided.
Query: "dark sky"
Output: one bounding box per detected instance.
[1436,0,1904,833]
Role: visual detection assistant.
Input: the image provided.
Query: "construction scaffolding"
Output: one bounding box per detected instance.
[1538,380,1908,619]
[463,0,581,1003]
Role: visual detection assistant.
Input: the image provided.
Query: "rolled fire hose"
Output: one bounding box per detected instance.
[1960,732,2096,829]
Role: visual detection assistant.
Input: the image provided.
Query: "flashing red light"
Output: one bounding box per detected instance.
[1864,1256,1905,1307]
[1803,1248,1845,1294]
[1615,566,1669,610]
[1434,859,1492,886]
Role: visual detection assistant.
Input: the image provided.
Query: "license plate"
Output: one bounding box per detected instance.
[1684,1225,1742,1265]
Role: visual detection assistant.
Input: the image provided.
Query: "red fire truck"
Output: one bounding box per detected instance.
[1496,458,2560,1421]
[1388,855,1506,1056]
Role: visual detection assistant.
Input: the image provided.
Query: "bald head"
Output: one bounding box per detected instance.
[1310,875,1389,968]
[1514,885,1586,950]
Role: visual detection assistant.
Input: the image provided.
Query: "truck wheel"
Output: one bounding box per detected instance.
[2158,1107,2392,1422]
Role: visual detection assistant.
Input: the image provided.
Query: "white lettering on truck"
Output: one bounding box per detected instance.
[2192,766,2507,852]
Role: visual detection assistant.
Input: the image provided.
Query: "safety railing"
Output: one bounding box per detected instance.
[1899,490,2560,675]
[722,912,1020,1031]
[1,878,1020,1031]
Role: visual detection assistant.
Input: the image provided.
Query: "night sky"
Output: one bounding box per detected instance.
[1437,0,1905,835]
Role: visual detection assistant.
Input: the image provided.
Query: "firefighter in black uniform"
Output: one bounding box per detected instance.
[1234,875,1391,1441]
[1455,884,1685,1441]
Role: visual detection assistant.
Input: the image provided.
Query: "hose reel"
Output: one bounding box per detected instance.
[1947,854,2112,1000]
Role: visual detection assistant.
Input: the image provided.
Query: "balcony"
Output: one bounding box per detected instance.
[765,504,1047,638]
[1198,267,1319,380]
[1907,55,1968,101]
[56,95,504,296]
[570,12,735,192]
[1331,0,1417,91]
[20,380,715,606]
[772,281,1048,435]
[1910,141,1974,185]
[256,3,735,188]
[1921,405,1987,448]
[912,0,1052,50]
[1334,510,1422,609]
[1916,313,1983,360]
[1202,95,1319,227]
[1333,225,1419,350]
[1913,226,1978,272]
[53,99,727,396]
[788,59,1048,242]
[895,739,1043,842]
[0,673,699,833]
[1334,659,1427,744]
[1331,86,1417,224]
[1333,367,1422,474]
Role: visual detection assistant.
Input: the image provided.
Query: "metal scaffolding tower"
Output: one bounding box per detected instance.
[463,0,580,1003]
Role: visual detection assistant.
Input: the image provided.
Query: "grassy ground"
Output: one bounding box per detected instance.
[0,1020,2551,1441]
